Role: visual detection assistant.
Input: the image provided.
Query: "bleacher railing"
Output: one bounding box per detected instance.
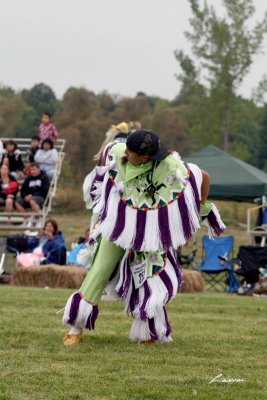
[247,203,267,246]
[0,138,65,233]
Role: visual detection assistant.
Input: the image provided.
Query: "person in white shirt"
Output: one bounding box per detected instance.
[34,138,58,180]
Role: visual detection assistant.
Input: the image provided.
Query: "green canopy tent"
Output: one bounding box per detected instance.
[186,145,267,202]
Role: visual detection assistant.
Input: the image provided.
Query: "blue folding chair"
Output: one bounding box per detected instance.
[194,236,237,292]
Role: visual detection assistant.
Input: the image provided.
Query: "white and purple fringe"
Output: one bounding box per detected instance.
[129,306,172,343]
[203,203,226,238]
[116,251,131,299]
[115,252,181,342]
[90,168,202,252]
[63,292,99,331]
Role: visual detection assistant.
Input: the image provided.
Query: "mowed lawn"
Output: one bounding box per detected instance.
[0,286,266,400]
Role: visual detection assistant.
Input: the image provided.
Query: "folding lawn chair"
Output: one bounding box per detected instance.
[194,236,235,292]
[235,246,267,284]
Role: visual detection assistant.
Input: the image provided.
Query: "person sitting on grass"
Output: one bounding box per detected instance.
[0,164,19,213]
[15,163,50,228]
[1,140,24,180]
[67,229,92,269]
[16,219,66,267]
[34,138,58,181]
[37,112,58,143]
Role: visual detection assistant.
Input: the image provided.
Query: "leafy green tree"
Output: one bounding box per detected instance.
[56,87,113,176]
[140,106,189,155]
[228,97,262,163]
[21,83,58,118]
[0,85,15,97]
[257,104,267,171]
[56,87,97,127]
[114,95,153,121]
[175,0,267,151]
[0,93,34,138]
[98,91,116,114]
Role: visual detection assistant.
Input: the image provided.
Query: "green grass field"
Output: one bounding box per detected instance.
[0,286,266,400]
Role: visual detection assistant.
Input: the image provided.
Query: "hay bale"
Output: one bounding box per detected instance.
[11,265,204,293]
[180,270,204,293]
[11,265,88,288]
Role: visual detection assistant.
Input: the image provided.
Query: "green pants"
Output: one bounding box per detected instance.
[80,238,124,304]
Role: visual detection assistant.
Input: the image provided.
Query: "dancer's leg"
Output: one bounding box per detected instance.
[79,237,124,303]
[63,238,124,343]
[125,254,180,344]
[129,306,172,344]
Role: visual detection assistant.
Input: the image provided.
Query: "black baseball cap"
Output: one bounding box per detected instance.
[126,130,168,161]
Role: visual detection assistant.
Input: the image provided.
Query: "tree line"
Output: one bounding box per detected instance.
[0,81,266,179]
[0,0,267,181]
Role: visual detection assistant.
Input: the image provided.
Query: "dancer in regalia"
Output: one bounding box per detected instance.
[63,130,225,346]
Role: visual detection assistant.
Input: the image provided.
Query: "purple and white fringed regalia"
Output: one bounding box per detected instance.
[89,162,225,251]
[103,248,182,343]
[202,203,226,238]
[63,292,99,331]
[65,143,225,343]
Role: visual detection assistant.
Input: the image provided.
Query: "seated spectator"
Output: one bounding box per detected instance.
[1,140,24,180]
[34,138,58,180]
[0,165,18,212]
[27,135,41,164]
[37,112,58,142]
[16,219,66,267]
[15,163,50,227]
[67,229,92,268]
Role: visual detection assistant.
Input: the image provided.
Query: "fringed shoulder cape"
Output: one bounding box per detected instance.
[89,143,225,252]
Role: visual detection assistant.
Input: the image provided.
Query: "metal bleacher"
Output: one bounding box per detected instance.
[0,138,65,234]
[247,203,267,246]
